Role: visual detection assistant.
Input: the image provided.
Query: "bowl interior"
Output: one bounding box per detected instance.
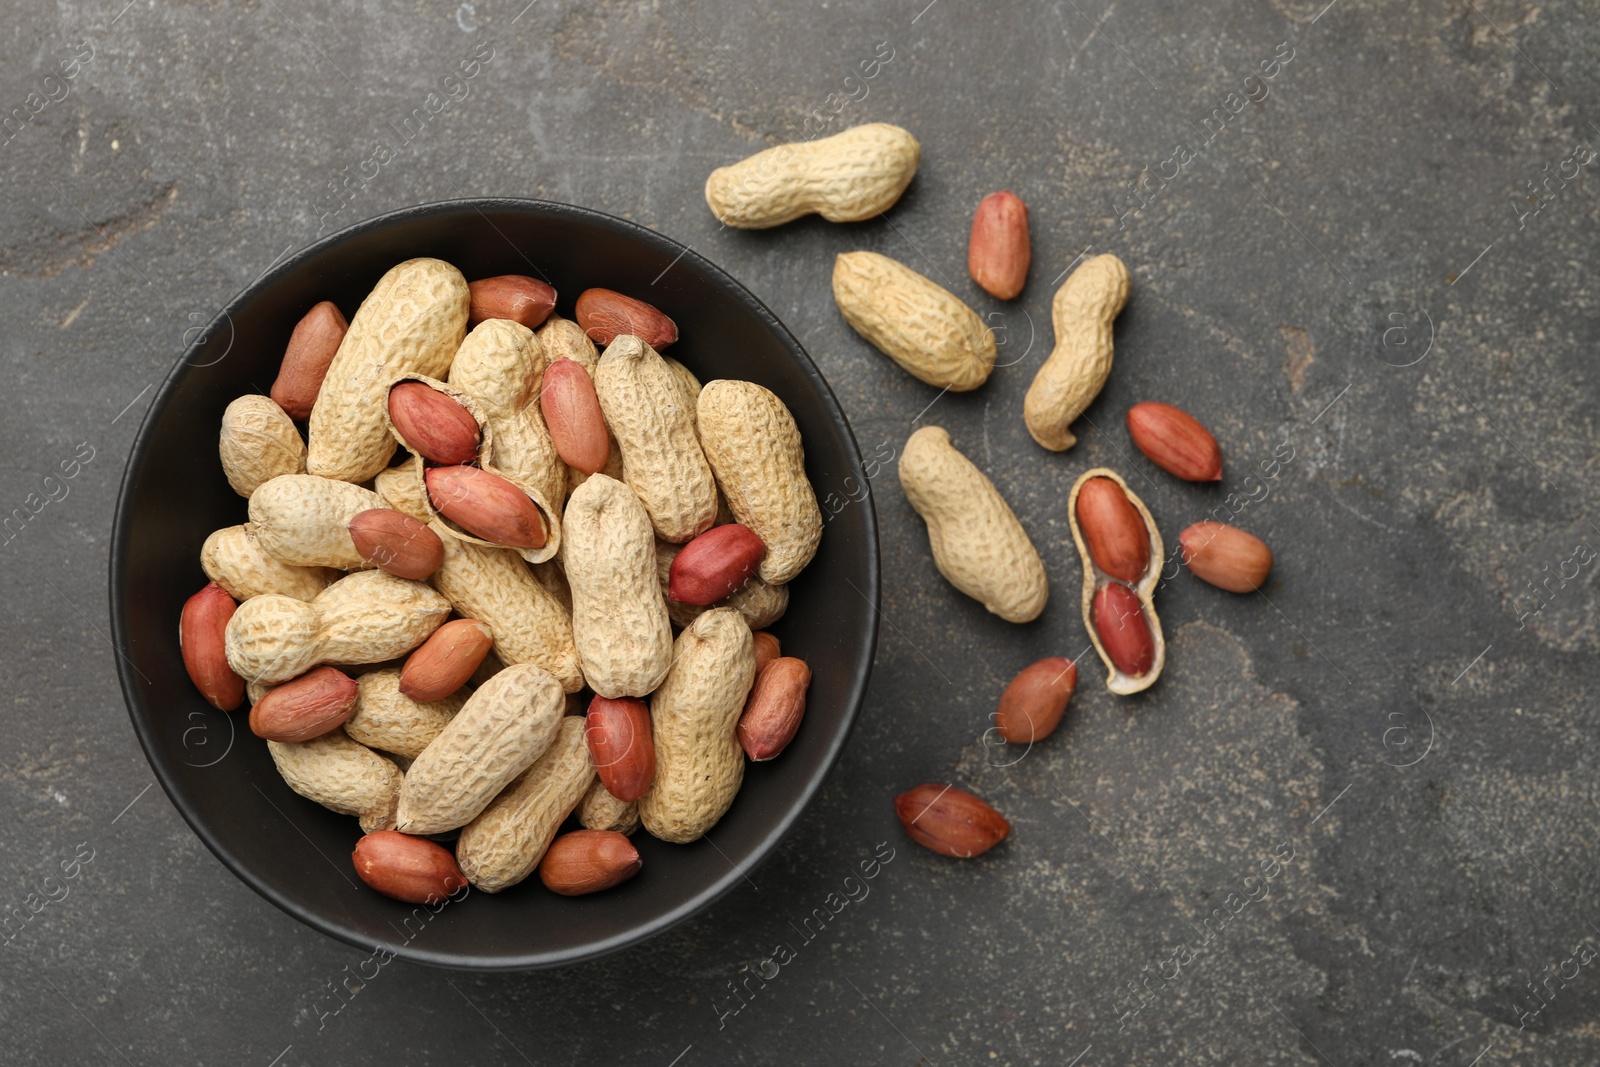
[110,199,879,969]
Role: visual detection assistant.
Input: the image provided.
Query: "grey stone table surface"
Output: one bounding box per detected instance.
[2,0,1597,1063]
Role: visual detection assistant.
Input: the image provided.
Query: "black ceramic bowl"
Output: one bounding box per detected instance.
[110,199,879,970]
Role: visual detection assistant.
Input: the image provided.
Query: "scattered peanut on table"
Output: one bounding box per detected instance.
[182,115,1297,899]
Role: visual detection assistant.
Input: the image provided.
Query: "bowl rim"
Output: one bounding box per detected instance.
[108,196,881,970]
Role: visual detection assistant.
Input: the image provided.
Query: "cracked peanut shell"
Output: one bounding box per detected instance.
[447,318,568,525]
[374,453,432,523]
[1067,468,1166,695]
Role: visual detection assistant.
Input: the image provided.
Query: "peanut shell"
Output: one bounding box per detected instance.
[705,123,920,228]
[374,453,432,524]
[1067,467,1166,695]
[594,335,717,543]
[697,380,822,584]
[1024,254,1131,451]
[448,319,567,524]
[663,357,702,431]
[638,608,756,844]
[832,251,996,392]
[456,716,596,892]
[578,778,640,835]
[898,425,1048,623]
[220,395,306,497]
[427,522,583,692]
[563,474,673,698]
[307,258,470,483]
[344,668,466,760]
[248,474,386,570]
[312,570,451,667]
[201,524,332,601]
[395,663,566,834]
[224,571,450,685]
[267,729,403,833]
[536,314,599,372]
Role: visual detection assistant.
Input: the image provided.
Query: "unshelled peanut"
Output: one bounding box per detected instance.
[638,609,755,844]
[201,524,332,602]
[898,426,1048,623]
[833,251,996,392]
[373,453,432,523]
[535,314,598,371]
[578,778,639,835]
[1024,254,1130,451]
[220,395,305,498]
[705,123,920,228]
[267,729,403,833]
[395,663,566,834]
[249,474,386,571]
[224,569,450,685]
[344,668,466,760]
[563,474,674,698]
[306,258,470,483]
[594,336,717,543]
[426,522,583,692]
[456,716,596,892]
[697,380,822,584]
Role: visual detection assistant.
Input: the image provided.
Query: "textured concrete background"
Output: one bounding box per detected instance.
[2,0,1598,1063]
